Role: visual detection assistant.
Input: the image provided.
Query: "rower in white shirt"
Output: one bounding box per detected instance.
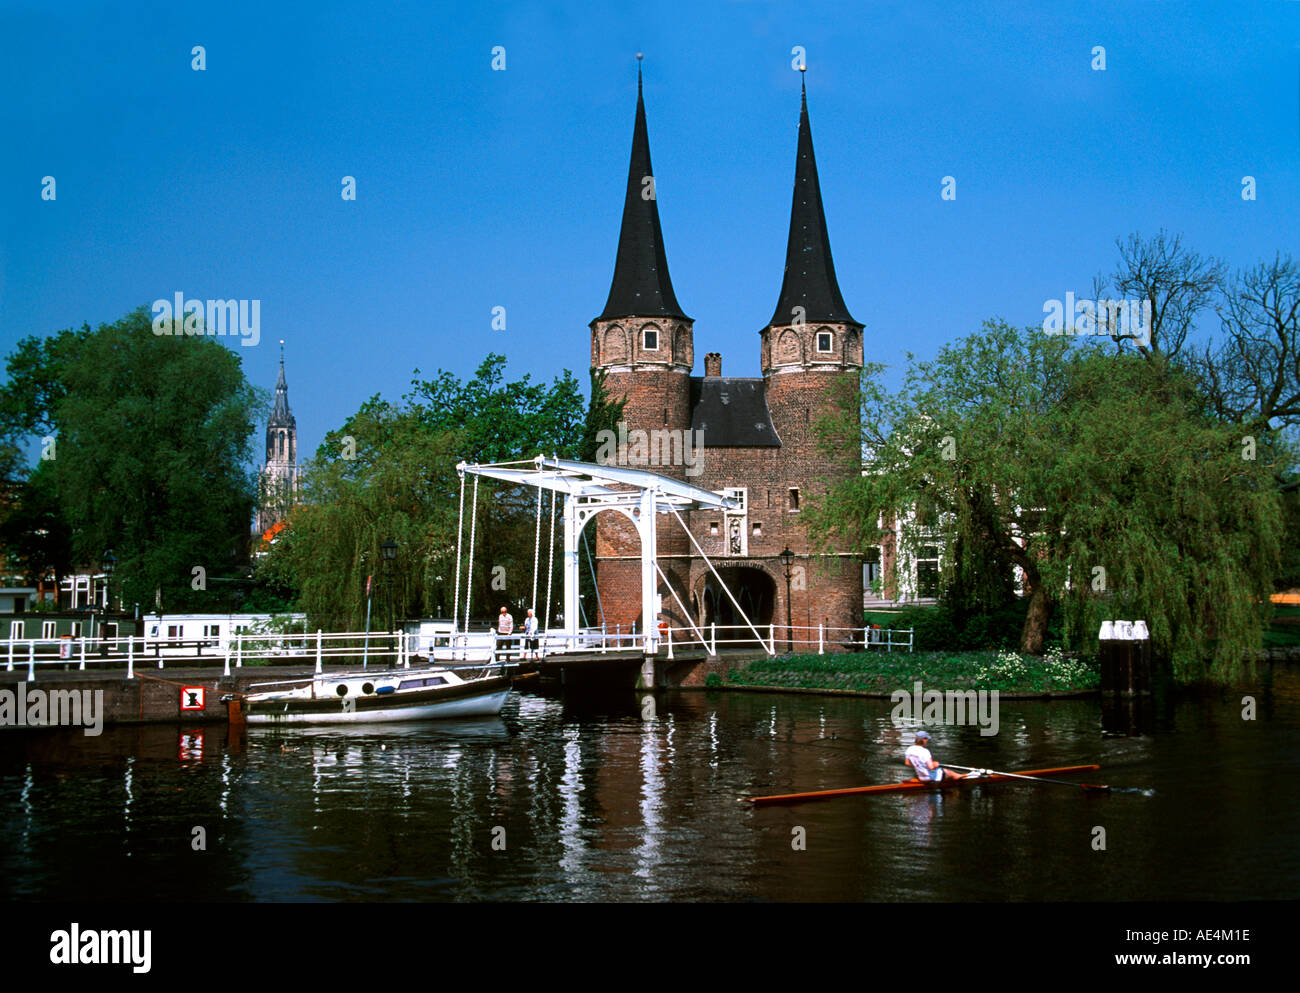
[903,730,966,782]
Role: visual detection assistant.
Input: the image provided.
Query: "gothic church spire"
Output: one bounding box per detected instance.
[269,341,295,429]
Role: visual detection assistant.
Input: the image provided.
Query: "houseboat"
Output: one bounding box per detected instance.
[140,613,308,658]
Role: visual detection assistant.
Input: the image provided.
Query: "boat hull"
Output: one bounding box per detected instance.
[242,674,511,725]
[746,765,1102,805]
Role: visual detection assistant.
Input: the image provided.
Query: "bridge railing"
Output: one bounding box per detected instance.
[2,621,915,682]
[652,622,914,656]
[4,630,433,681]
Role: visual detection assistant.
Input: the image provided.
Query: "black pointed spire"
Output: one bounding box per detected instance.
[597,58,689,321]
[767,73,859,328]
[269,341,295,428]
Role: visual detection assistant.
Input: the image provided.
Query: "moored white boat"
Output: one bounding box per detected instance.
[234,664,511,725]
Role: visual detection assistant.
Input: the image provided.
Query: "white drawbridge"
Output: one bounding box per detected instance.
[451,456,774,656]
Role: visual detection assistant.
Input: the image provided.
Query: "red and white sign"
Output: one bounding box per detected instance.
[180,686,206,711]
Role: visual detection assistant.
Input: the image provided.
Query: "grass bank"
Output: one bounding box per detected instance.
[1264,604,1300,648]
[706,647,1100,695]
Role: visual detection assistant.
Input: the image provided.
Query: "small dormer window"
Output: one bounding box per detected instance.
[816,331,833,353]
[643,329,659,350]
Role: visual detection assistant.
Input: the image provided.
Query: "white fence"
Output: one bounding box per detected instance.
[2,621,914,681]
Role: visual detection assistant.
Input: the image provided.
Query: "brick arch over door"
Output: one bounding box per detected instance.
[693,565,777,645]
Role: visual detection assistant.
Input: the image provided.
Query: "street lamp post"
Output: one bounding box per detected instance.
[101,550,116,655]
[779,546,794,654]
[381,539,398,666]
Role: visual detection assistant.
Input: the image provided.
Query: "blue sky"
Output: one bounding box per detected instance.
[2,1,1297,467]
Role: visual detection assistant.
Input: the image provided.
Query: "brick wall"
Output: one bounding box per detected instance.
[587,316,864,648]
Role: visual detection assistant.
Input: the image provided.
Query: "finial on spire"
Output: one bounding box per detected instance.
[636,52,643,89]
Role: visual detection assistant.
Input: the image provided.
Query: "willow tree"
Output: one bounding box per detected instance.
[807,319,1284,683]
[258,355,589,630]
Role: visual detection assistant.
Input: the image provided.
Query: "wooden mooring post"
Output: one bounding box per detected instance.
[1098,620,1151,695]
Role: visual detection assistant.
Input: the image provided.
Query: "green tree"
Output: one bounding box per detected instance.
[0,307,261,611]
[259,355,588,631]
[0,461,74,606]
[808,320,1284,682]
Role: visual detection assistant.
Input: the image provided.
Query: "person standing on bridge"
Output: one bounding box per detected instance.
[904,730,965,782]
[496,606,514,663]
[523,608,539,660]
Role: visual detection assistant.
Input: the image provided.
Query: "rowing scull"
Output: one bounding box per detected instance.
[743,764,1102,806]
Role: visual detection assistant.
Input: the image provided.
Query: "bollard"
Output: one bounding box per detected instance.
[127,637,135,680]
[28,641,36,683]
[79,636,86,671]
[316,629,323,674]
[235,631,243,668]
[1115,621,1134,694]
[1099,620,1149,695]
[1132,620,1151,693]
[818,623,824,655]
[665,624,673,660]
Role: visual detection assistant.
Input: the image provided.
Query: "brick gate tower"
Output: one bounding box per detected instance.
[752,71,865,644]
[588,62,694,635]
[589,68,863,649]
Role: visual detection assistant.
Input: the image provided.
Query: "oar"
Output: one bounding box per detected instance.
[943,763,1110,792]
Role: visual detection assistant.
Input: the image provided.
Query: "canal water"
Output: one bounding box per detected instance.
[1,670,1296,902]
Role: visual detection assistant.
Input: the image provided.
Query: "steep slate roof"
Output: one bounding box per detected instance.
[690,378,781,447]
[596,65,690,322]
[268,347,295,429]
[766,76,860,329]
